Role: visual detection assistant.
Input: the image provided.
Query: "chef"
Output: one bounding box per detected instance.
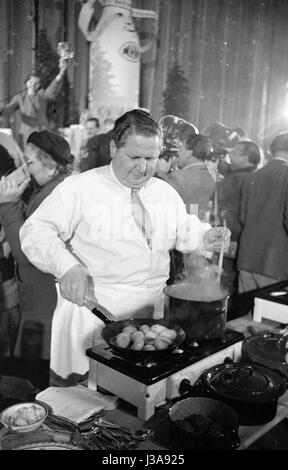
[19,109,230,386]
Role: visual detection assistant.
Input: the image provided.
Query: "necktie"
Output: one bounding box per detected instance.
[131,188,153,249]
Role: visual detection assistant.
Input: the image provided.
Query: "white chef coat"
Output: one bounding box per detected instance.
[20,164,211,382]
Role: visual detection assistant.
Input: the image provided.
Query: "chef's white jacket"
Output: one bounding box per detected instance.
[19,164,211,382]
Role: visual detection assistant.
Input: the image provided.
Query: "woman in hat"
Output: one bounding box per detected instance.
[0,130,75,377]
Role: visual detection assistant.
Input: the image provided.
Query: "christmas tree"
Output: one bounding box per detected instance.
[34,29,78,129]
[162,62,191,121]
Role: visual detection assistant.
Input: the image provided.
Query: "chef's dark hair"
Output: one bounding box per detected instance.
[112,109,163,149]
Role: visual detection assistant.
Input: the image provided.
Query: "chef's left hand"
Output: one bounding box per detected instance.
[203,226,231,253]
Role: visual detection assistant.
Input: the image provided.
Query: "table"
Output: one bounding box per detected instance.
[1,315,288,450]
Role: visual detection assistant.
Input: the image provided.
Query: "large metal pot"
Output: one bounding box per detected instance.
[163,282,229,342]
[200,362,287,425]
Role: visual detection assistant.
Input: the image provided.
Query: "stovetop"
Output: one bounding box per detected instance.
[86,328,244,385]
[254,280,288,305]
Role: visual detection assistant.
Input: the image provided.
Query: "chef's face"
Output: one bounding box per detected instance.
[111,133,162,189]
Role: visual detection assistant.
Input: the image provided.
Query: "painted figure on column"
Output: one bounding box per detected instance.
[78,0,158,125]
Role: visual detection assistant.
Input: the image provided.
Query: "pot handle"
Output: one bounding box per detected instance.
[220,365,254,386]
[225,430,240,450]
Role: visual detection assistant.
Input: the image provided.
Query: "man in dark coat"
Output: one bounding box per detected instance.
[237,133,288,293]
[217,141,261,318]
[79,129,112,172]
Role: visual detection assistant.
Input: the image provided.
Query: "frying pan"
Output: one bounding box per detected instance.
[91,305,186,362]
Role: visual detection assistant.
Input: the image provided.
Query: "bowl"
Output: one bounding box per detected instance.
[169,397,240,450]
[0,401,48,433]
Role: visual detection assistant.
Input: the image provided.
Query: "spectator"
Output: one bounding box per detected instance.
[85,117,100,139]
[0,145,21,357]
[79,128,113,172]
[237,132,288,296]
[218,141,261,244]
[0,129,24,168]
[159,115,199,173]
[78,117,100,164]
[217,141,261,318]
[158,133,215,222]
[103,117,115,133]
[0,59,67,149]
[0,131,75,368]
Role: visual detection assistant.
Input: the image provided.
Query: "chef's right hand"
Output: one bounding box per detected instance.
[59,265,89,306]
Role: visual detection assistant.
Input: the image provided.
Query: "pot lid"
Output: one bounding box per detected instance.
[203,362,287,402]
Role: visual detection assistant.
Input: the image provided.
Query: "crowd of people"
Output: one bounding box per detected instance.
[0,60,286,389]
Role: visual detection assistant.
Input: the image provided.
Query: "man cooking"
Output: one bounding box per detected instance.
[19,109,230,386]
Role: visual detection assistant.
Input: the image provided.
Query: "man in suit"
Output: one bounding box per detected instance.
[79,129,112,172]
[237,133,288,293]
[158,133,215,221]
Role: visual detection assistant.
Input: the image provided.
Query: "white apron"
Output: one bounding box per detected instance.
[50,283,165,383]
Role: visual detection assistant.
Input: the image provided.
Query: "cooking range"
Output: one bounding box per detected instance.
[86,328,244,421]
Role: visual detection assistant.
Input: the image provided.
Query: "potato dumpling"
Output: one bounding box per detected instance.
[131,338,145,350]
[143,344,156,351]
[159,329,177,341]
[154,338,169,350]
[158,335,173,346]
[144,330,158,342]
[139,324,150,334]
[150,324,167,334]
[122,326,137,334]
[131,331,145,342]
[115,332,131,348]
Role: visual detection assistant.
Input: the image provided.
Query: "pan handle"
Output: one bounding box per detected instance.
[84,295,115,324]
[91,307,113,325]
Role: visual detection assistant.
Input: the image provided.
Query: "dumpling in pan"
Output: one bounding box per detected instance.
[122,326,138,334]
[150,324,168,334]
[115,332,131,348]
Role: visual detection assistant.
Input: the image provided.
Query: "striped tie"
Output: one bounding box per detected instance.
[131,188,153,249]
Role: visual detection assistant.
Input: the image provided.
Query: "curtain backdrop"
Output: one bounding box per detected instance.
[2,0,288,147]
[138,0,288,147]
